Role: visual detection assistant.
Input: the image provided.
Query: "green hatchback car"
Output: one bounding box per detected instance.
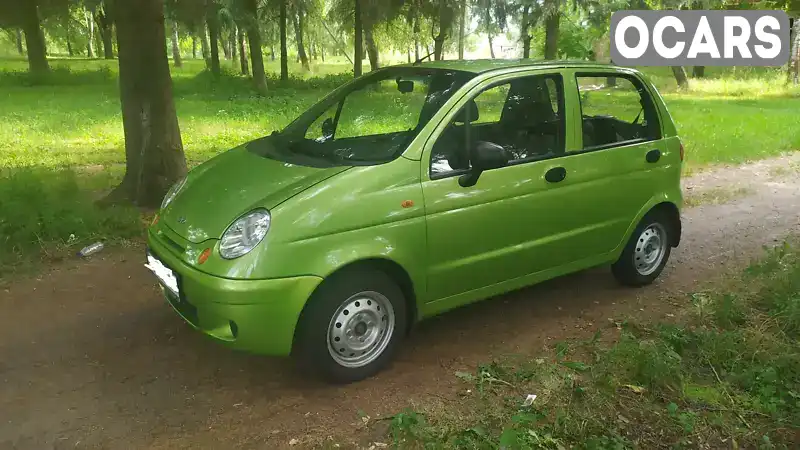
[146,60,683,383]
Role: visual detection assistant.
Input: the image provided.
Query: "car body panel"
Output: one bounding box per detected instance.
[162,145,349,244]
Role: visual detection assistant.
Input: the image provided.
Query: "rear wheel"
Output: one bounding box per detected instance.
[293,268,407,383]
[612,212,672,286]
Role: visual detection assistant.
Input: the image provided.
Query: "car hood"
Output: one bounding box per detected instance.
[161,143,349,244]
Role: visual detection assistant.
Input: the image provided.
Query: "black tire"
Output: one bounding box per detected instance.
[293,267,407,384]
[612,211,673,287]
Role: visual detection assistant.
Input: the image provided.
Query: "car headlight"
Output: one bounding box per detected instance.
[219,209,271,259]
[161,176,187,210]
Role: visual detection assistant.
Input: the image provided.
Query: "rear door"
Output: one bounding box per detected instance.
[558,69,669,256]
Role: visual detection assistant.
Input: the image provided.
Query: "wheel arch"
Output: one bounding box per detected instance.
[650,201,681,247]
[617,198,682,258]
[293,257,419,349]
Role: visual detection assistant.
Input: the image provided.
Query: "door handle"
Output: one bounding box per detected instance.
[545,167,567,183]
[646,149,661,163]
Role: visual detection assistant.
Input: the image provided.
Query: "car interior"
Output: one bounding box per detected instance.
[431,76,566,174]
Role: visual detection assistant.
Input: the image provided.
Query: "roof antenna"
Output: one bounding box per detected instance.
[413,50,435,65]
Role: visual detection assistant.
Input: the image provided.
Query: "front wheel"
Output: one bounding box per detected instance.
[612,212,673,287]
[293,268,407,383]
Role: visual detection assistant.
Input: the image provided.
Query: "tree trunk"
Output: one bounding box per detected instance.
[543,6,559,60]
[110,0,187,207]
[354,0,363,77]
[230,28,236,60]
[364,25,378,70]
[270,45,275,61]
[85,8,94,57]
[292,7,310,71]
[207,12,221,76]
[171,21,182,67]
[671,66,689,88]
[414,34,419,60]
[244,0,266,93]
[692,66,705,78]
[521,6,532,58]
[237,26,249,75]
[221,31,230,59]
[787,18,799,85]
[200,23,210,65]
[279,0,288,82]
[16,28,24,55]
[487,34,495,59]
[100,26,114,58]
[20,0,49,75]
[192,35,197,58]
[433,35,444,61]
[66,18,73,57]
[407,48,411,63]
[320,45,324,62]
[457,0,466,59]
[95,9,115,59]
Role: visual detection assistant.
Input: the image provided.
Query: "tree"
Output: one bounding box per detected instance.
[354,0,363,76]
[457,0,466,59]
[291,1,310,71]
[110,0,187,207]
[206,0,221,76]
[237,25,249,74]
[0,0,52,75]
[84,6,94,57]
[170,20,183,67]
[542,0,559,59]
[671,66,689,89]
[279,0,288,81]
[430,0,455,60]
[91,0,115,59]
[241,0,267,92]
[472,0,507,59]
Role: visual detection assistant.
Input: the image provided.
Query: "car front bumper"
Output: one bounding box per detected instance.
[146,230,322,356]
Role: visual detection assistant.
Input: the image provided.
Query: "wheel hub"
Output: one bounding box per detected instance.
[634,223,667,276]
[327,291,395,368]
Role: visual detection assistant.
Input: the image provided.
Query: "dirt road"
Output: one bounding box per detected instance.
[2,154,799,450]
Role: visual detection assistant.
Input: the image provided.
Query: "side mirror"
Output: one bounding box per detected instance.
[459,141,510,187]
[321,117,334,140]
[397,78,414,93]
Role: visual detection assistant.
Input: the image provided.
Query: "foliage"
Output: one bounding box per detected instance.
[386,240,800,448]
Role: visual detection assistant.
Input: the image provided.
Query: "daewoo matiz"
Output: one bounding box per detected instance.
[146,60,683,383]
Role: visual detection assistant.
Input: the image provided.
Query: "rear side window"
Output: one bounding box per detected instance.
[575,74,661,150]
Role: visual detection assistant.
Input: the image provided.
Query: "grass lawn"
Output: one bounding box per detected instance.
[0,57,799,273]
[385,241,800,449]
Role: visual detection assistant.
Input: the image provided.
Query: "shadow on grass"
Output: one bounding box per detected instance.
[0,166,143,275]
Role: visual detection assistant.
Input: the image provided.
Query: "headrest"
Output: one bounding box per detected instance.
[454,99,479,123]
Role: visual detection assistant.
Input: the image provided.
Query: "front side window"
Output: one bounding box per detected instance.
[260,68,474,166]
[576,74,661,150]
[430,74,566,177]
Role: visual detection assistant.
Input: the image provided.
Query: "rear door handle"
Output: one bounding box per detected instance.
[646,149,661,163]
[545,167,567,183]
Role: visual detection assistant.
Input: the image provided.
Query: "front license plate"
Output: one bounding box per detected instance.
[145,253,179,298]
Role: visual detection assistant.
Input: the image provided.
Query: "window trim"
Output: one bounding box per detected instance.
[427,73,567,180]
[573,71,663,153]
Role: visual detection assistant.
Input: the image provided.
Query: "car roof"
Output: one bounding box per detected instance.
[392,59,633,75]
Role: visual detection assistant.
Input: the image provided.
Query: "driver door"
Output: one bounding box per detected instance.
[421,72,579,303]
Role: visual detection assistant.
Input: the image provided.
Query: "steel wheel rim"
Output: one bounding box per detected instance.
[327,291,395,368]
[634,223,667,276]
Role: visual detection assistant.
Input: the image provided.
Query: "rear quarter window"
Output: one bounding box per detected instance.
[575,73,661,150]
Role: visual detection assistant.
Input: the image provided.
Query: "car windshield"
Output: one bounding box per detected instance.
[250,67,475,166]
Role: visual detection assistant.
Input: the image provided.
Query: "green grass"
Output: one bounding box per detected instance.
[384,241,800,449]
[0,58,799,274]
